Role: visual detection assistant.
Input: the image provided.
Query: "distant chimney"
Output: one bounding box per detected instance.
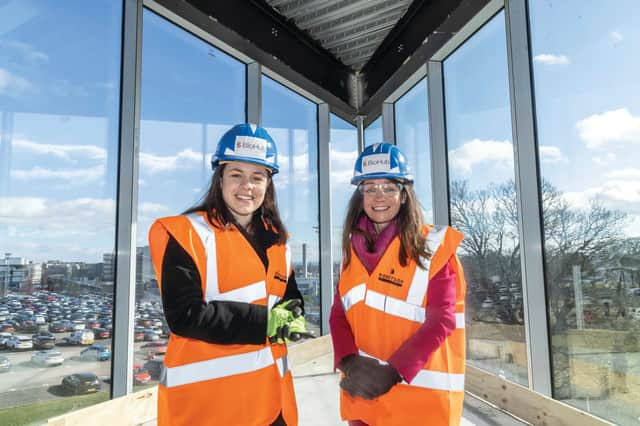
[302,243,308,278]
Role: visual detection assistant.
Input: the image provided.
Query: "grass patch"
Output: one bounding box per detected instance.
[0,392,109,426]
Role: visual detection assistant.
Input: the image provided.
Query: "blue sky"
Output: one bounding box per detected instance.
[1,0,639,266]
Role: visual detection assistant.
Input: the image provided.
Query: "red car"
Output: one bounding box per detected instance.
[133,366,151,385]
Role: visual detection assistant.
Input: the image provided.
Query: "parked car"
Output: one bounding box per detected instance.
[92,328,111,339]
[5,335,33,350]
[143,358,164,380]
[133,366,151,385]
[80,345,111,361]
[61,373,101,395]
[33,332,56,349]
[31,350,64,367]
[64,330,94,346]
[0,355,10,373]
[0,332,13,348]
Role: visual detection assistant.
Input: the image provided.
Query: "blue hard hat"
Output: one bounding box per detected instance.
[352,143,413,185]
[211,123,279,174]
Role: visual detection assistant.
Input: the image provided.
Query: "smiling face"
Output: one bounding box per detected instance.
[360,178,405,232]
[220,161,270,228]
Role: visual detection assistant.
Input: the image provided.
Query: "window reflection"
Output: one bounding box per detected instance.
[394,79,433,223]
[530,1,640,423]
[135,9,245,384]
[0,1,122,421]
[262,77,321,335]
[444,11,528,385]
[330,115,358,288]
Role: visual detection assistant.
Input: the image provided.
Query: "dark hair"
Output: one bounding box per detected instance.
[341,182,431,270]
[184,164,288,244]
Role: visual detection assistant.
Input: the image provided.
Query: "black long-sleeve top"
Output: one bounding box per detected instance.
[160,223,303,345]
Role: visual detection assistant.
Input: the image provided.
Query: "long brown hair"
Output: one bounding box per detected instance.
[184,163,288,244]
[341,182,431,269]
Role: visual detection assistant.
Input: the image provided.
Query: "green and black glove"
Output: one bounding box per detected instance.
[267,299,314,343]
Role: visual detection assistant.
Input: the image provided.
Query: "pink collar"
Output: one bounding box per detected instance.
[351,215,399,274]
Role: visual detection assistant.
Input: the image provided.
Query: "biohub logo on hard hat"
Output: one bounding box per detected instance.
[232,135,267,159]
[362,153,391,174]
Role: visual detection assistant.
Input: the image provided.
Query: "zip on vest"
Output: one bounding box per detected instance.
[186,213,291,309]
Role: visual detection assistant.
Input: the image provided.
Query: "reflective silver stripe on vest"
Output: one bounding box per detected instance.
[365,290,425,323]
[358,350,464,392]
[186,213,266,303]
[160,347,275,388]
[341,283,366,312]
[268,294,281,310]
[406,225,448,306]
[285,244,291,275]
[276,355,289,377]
[455,312,465,329]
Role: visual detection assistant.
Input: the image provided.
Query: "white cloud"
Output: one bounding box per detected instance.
[0,197,115,224]
[592,153,617,165]
[576,108,640,149]
[0,40,48,62]
[0,67,34,95]
[139,149,203,174]
[533,54,570,65]
[609,30,624,44]
[11,165,105,182]
[605,168,640,179]
[139,202,169,216]
[539,145,567,163]
[449,139,513,175]
[13,138,107,160]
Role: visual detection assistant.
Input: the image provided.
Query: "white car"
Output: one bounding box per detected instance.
[5,335,33,350]
[0,332,13,348]
[31,350,64,367]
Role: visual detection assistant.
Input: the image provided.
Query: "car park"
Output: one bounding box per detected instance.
[80,345,111,361]
[143,358,164,380]
[33,332,56,349]
[0,331,13,348]
[31,349,64,367]
[64,330,94,345]
[61,373,101,395]
[133,365,151,385]
[92,328,111,339]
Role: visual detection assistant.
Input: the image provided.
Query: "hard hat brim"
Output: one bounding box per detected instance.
[351,172,413,185]
[212,157,279,174]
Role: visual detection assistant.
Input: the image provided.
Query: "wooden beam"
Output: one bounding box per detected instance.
[465,365,615,426]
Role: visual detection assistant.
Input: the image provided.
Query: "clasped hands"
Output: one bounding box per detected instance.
[338,354,402,400]
[267,299,315,343]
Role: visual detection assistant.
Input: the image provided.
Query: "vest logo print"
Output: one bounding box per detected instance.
[233,135,267,159]
[377,272,403,287]
[361,153,390,174]
[274,272,288,283]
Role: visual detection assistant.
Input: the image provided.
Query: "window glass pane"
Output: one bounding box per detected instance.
[530,1,640,422]
[330,115,358,288]
[262,76,320,335]
[364,116,382,146]
[394,79,433,223]
[0,1,122,420]
[444,11,528,385]
[135,9,245,383]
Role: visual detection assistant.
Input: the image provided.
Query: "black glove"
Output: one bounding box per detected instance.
[339,354,402,400]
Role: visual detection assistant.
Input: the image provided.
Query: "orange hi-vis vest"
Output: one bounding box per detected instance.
[337,225,466,426]
[148,211,298,426]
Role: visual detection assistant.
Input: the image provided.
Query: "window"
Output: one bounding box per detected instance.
[329,115,358,287]
[0,1,122,420]
[262,76,320,335]
[135,9,245,381]
[364,116,382,146]
[444,11,528,385]
[394,79,433,223]
[530,1,640,422]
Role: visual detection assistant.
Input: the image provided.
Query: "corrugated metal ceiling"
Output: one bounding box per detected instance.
[265,0,413,70]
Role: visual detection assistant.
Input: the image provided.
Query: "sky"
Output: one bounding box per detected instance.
[1,0,639,268]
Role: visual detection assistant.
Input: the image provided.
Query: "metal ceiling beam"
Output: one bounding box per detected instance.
[178,0,353,106]
[335,35,386,57]
[360,0,464,104]
[341,46,378,66]
[309,2,409,39]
